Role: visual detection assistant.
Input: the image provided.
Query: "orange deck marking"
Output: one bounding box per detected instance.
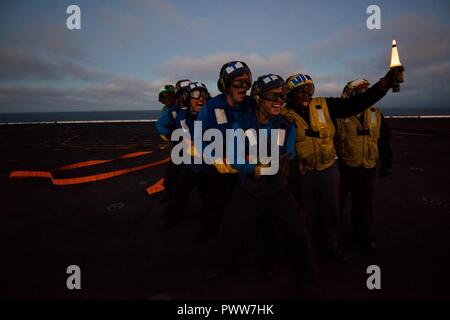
[9,157,170,186]
[119,151,152,159]
[58,150,153,170]
[146,178,165,195]
[58,159,111,170]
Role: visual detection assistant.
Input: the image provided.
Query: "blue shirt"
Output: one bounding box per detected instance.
[197,94,254,135]
[174,109,205,173]
[227,110,296,175]
[156,102,186,137]
[197,93,255,160]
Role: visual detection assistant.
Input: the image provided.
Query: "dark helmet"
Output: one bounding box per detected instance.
[186,82,208,96]
[251,74,285,99]
[183,82,209,104]
[175,79,192,97]
[217,61,252,92]
[158,85,175,103]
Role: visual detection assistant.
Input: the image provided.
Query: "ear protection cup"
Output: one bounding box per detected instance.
[217,78,224,93]
[254,95,261,108]
[179,92,189,108]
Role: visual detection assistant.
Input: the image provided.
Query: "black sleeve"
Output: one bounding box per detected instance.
[378,113,393,170]
[325,81,388,119]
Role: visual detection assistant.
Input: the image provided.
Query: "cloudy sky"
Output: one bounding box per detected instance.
[1,0,449,112]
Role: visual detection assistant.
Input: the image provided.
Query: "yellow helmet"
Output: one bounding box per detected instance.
[285,73,314,93]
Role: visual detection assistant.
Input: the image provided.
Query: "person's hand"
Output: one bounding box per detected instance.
[279,154,291,176]
[255,164,270,176]
[213,158,237,174]
[379,66,405,90]
[160,134,170,142]
[298,158,307,175]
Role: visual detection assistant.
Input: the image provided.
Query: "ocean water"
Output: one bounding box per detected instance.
[0,107,449,123]
[0,110,162,123]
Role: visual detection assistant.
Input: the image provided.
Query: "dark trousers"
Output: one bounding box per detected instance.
[198,166,238,237]
[290,165,340,251]
[164,165,207,221]
[215,185,316,289]
[339,165,376,242]
[163,160,182,199]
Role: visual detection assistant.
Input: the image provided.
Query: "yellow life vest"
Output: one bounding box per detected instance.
[282,98,336,171]
[335,107,381,168]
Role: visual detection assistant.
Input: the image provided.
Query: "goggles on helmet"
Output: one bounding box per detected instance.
[261,89,286,102]
[190,89,208,100]
[231,77,252,89]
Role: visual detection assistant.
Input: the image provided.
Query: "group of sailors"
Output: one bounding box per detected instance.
[155,60,401,297]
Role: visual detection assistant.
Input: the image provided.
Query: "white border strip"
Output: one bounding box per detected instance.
[0,119,157,125]
[386,115,450,119]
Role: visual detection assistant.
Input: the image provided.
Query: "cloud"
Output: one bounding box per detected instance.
[0,77,166,112]
[93,0,205,49]
[0,17,100,82]
[304,14,450,106]
[307,14,450,70]
[0,48,108,82]
[156,51,302,82]
[306,27,358,60]
[3,22,86,62]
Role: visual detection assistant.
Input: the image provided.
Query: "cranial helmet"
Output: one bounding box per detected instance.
[341,79,370,98]
[158,84,175,103]
[285,73,314,94]
[251,74,285,98]
[217,61,252,92]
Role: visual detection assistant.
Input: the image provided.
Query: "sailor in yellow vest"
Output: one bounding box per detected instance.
[282,68,402,260]
[335,79,393,252]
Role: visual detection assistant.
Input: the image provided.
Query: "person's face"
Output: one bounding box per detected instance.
[290,83,315,108]
[189,90,207,113]
[353,83,369,96]
[260,87,285,116]
[227,73,251,104]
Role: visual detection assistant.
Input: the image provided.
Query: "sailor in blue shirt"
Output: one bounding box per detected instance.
[156,79,191,201]
[195,61,255,244]
[156,79,191,139]
[206,74,316,296]
[162,82,210,230]
[158,85,175,114]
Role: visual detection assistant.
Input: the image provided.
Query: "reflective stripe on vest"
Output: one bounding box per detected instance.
[214,108,228,125]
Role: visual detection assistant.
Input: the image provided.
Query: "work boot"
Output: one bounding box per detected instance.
[159,191,169,203]
[320,242,349,263]
[162,213,183,230]
[353,232,377,253]
[204,259,233,281]
[263,257,279,279]
[194,229,216,246]
[355,238,378,253]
